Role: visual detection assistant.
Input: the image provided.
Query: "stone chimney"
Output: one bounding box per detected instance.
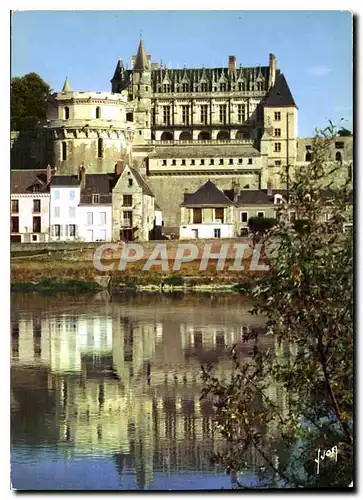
[268,53,276,88]
[115,159,124,177]
[267,179,273,196]
[46,164,52,184]
[79,164,86,189]
[228,56,236,73]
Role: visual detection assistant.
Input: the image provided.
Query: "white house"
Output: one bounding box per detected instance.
[179,180,235,239]
[49,167,112,242]
[10,167,54,243]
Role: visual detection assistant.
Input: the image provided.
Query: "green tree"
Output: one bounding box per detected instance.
[248,217,276,235]
[201,124,353,488]
[11,73,51,131]
[337,128,352,137]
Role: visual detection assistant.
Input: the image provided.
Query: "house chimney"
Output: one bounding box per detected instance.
[79,164,86,189]
[268,53,276,88]
[267,179,273,196]
[115,159,124,177]
[228,56,236,73]
[46,164,52,184]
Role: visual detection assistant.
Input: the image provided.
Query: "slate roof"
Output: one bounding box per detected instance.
[237,189,288,205]
[129,167,154,197]
[50,175,80,187]
[149,145,261,159]
[11,169,52,194]
[134,40,149,71]
[181,180,234,207]
[262,70,297,108]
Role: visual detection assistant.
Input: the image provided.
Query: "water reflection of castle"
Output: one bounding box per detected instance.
[11,309,281,489]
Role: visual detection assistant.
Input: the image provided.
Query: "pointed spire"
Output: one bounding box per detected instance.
[111,59,124,81]
[62,77,71,92]
[134,39,149,71]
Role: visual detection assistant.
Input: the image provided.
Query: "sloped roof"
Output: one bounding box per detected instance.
[129,167,154,197]
[149,145,260,159]
[181,180,234,206]
[134,40,149,71]
[50,175,80,187]
[262,70,297,108]
[237,189,288,205]
[11,169,52,194]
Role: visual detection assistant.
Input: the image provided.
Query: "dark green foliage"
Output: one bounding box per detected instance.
[11,73,51,131]
[248,217,277,235]
[337,128,352,137]
[202,124,353,488]
[11,279,102,294]
[164,275,185,286]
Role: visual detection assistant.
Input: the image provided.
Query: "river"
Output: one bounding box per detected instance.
[11,291,269,491]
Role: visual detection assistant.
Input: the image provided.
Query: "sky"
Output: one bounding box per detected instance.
[11,10,353,137]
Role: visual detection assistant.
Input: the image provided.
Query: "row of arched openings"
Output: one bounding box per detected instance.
[160,130,248,141]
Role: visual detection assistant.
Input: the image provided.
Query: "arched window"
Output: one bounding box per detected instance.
[98,138,103,158]
[238,82,245,91]
[335,151,342,161]
[182,83,189,92]
[96,106,101,119]
[64,107,70,120]
[220,83,227,92]
[62,142,67,161]
[163,84,170,93]
[201,83,208,92]
[305,152,312,162]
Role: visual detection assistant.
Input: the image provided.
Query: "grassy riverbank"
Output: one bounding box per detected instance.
[11,254,267,293]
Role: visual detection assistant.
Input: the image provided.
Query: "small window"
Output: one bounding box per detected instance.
[99,212,106,225]
[181,159,186,165]
[69,206,76,218]
[191,159,195,165]
[123,195,132,207]
[139,130,142,135]
[54,190,60,200]
[11,216,19,233]
[305,152,312,162]
[54,224,61,237]
[54,207,60,218]
[274,111,281,121]
[32,234,38,242]
[69,224,76,237]
[335,151,342,161]
[210,159,214,165]
[172,160,176,166]
[238,158,243,164]
[335,141,344,149]
[62,142,67,161]
[274,143,281,153]
[128,179,133,187]
[200,159,205,165]
[241,212,248,223]
[274,128,281,137]
[98,138,103,158]
[92,194,100,204]
[257,212,264,218]
[96,106,101,119]
[275,160,282,166]
[229,159,233,165]
[219,159,224,165]
[33,199,41,213]
[32,216,41,233]
[162,160,167,166]
[289,211,296,222]
[145,86,149,91]
[248,158,253,165]
[11,200,19,213]
[64,107,70,120]
[87,212,93,225]
[69,190,75,201]
[33,185,40,193]
[214,228,221,238]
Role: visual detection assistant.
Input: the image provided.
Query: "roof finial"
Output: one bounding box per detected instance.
[140,29,143,40]
[62,76,71,92]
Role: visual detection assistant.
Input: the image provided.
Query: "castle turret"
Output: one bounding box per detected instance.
[132,40,152,145]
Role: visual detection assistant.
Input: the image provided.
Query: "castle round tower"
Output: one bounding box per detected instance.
[46,78,135,174]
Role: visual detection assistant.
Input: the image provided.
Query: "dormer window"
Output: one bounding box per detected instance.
[274,194,283,205]
[201,83,208,92]
[163,84,171,93]
[33,185,40,193]
[92,194,100,204]
[182,83,189,92]
[220,83,227,92]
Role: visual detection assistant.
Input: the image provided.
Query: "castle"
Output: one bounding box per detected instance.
[11,40,353,236]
